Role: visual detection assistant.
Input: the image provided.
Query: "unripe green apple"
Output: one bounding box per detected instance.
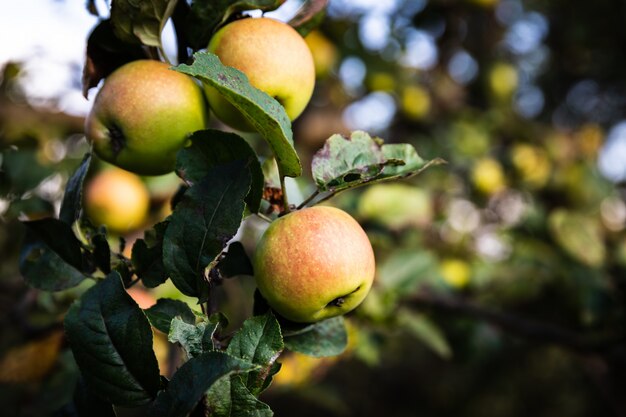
[86,60,208,175]
[84,168,150,234]
[205,17,315,131]
[254,206,375,323]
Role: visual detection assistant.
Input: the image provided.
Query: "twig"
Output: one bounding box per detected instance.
[255,212,273,223]
[296,189,320,209]
[406,293,625,354]
[125,276,141,289]
[279,172,291,214]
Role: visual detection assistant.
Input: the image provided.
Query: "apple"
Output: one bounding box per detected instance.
[85,60,208,175]
[253,206,375,323]
[84,168,150,234]
[205,17,315,131]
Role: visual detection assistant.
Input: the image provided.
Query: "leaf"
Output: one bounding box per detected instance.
[22,218,85,271]
[168,316,221,358]
[288,0,328,37]
[397,309,452,360]
[217,241,254,278]
[144,298,197,334]
[110,0,179,47]
[283,316,347,357]
[205,376,273,417]
[184,0,286,50]
[131,221,169,288]
[92,233,112,273]
[60,153,91,225]
[148,351,258,417]
[82,19,147,97]
[175,52,301,178]
[73,377,117,417]
[311,131,444,192]
[19,234,87,291]
[64,272,161,407]
[176,129,264,213]
[227,312,283,395]
[163,161,251,300]
[548,209,606,267]
[0,147,54,196]
[0,330,64,383]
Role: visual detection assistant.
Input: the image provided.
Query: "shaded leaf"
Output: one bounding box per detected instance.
[110,0,178,47]
[59,153,91,225]
[397,309,452,360]
[206,376,273,417]
[283,316,347,357]
[176,129,264,213]
[217,241,254,278]
[288,0,328,37]
[175,52,301,178]
[0,330,64,383]
[131,221,169,288]
[227,312,283,395]
[145,298,196,334]
[163,161,251,300]
[23,218,84,271]
[64,272,160,407]
[73,377,117,417]
[184,0,285,50]
[92,233,111,273]
[147,351,257,417]
[548,209,606,267]
[0,147,54,196]
[168,315,222,358]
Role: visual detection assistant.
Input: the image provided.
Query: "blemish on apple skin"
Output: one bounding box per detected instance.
[107,123,126,157]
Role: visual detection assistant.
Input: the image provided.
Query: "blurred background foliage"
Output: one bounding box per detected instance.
[1,0,626,416]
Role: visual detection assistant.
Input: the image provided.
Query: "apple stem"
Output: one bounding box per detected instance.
[279,173,291,214]
[296,189,320,210]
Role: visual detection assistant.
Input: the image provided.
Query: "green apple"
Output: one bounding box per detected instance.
[205,17,315,131]
[85,60,208,175]
[84,168,150,234]
[254,206,375,323]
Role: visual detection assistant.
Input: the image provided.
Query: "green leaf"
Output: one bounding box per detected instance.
[22,218,85,271]
[73,377,117,417]
[145,298,196,334]
[110,0,178,47]
[148,351,258,417]
[131,221,169,288]
[92,233,111,274]
[64,272,160,407]
[397,309,452,360]
[288,0,328,37]
[311,131,444,192]
[548,209,606,267]
[184,0,285,50]
[283,316,347,357]
[217,241,254,278]
[176,129,264,213]
[168,315,221,358]
[163,161,251,299]
[60,153,91,225]
[206,376,273,417]
[175,52,301,178]
[227,312,283,395]
[19,235,87,291]
[0,147,54,196]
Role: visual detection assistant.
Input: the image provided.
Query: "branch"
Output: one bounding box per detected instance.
[405,293,625,354]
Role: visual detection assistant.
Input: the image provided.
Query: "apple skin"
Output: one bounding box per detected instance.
[84,168,150,234]
[254,206,375,323]
[86,60,208,175]
[205,17,315,131]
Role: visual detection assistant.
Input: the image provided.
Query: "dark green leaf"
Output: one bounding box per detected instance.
[92,233,111,273]
[227,312,283,395]
[148,351,257,417]
[110,0,178,47]
[218,241,253,278]
[176,129,264,213]
[206,376,273,417]
[144,298,196,334]
[60,153,91,225]
[163,161,251,299]
[184,0,285,50]
[73,377,117,417]
[82,19,148,97]
[311,131,444,193]
[288,0,328,37]
[283,316,347,357]
[175,52,301,178]
[397,309,452,360]
[23,218,84,271]
[168,316,220,358]
[64,272,160,407]
[0,147,54,196]
[131,221,169,288]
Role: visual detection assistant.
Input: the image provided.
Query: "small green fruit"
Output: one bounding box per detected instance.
[254,206,375,323]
